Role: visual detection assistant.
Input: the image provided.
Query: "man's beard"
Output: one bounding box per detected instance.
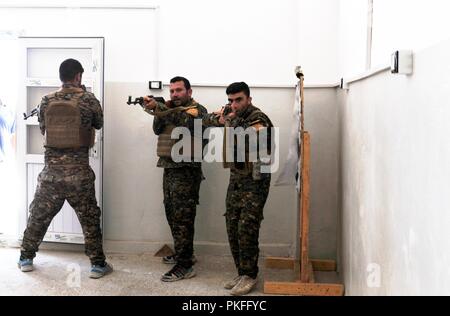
[234,103,250,117]
[172,97,188,106]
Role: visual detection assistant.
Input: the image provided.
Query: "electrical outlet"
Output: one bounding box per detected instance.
[391,50,413,75]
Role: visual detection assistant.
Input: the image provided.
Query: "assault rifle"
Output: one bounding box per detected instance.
[127,95,165,106]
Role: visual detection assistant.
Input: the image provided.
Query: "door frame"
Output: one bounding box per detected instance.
[16,36,104,244]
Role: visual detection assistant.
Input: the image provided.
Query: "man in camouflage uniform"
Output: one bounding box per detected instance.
[143,76,207,282]
[18,59,112,279]
[203,82,273,295]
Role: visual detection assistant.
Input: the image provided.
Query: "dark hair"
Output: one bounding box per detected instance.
[226,82,250,97]
[170,76,191,90]
[59,59,84,82]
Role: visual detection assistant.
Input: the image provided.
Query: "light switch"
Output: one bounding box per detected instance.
[149,81,162,90]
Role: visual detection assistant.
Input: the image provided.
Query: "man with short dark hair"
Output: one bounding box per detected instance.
[143,76,207,281]
[203,82,273,295]
[18,59,112,279]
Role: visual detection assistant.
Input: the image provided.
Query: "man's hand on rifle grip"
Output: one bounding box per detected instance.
[143,96,157,111]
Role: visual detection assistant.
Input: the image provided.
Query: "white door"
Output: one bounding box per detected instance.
[17,37,104,244]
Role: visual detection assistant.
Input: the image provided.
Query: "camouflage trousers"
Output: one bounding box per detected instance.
[225,173,271,279]
[163,167,203,268]
[20,165,106,265]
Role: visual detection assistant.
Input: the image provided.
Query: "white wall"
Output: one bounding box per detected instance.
[372,0,450,67]
[337,0,450,77]
[304,88,340,259]
[339,38,450,295]
[297,0,339,84]
[337,0,369,78]
[0,0,341,87]
[159,0,339,85]
[337,1,450,294]
[159,0,297,86]
[0,37,19,109]
[0,6,158,82]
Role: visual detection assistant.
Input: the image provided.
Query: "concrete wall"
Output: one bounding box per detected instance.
[103,84,340,259]
[339,39,450,295]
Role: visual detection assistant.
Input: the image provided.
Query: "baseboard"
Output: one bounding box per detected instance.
[1,235,294,257]
[104,240,294,257]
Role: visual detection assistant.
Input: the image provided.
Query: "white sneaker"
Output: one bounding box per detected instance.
[224,275,242,290]
[230,275,257,296]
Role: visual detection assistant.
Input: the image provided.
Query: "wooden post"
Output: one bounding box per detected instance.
[264,281,344,296]
[300,131,311,283]
[263,67,344,296]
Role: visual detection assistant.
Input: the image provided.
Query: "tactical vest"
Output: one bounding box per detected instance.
[44,88,94,149]
[156,124,204,160]
[223,107,273,174]
[155,100,203,160]
[157,124,177,158]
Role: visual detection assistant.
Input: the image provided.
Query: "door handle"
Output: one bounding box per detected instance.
[89,130,99,158]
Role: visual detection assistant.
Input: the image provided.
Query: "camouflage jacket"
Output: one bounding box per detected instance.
[202,104,272,129]
[38,83,103,165]
[203,104,273,179]
[144,98,207,169]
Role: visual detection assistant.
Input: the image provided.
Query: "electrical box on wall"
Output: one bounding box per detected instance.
[149,81,162,90]
[391,50,413,75]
